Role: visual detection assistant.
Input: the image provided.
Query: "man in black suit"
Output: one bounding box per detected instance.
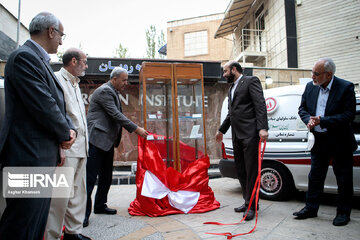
[216,61,268,221]
[83,67,148,227]
[294,58,356,226]
[0,12,76,239]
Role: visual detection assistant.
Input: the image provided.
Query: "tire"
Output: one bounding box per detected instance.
[259,161,295,201]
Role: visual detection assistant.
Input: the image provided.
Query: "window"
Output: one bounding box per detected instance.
[184,30,208,57]
[243,22,251,50]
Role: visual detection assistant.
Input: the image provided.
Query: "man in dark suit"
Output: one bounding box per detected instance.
[294,58,356,226]
[83,67,148,227]
[0,12,76,239]
[216,61,268,221]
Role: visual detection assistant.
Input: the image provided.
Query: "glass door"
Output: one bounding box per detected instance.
[140,62,176,168]
[173,63,207,172]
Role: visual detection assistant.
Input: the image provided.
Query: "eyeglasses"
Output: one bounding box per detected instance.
[76,59,88,65]
[311,71,327,76]
[54,28,66,41]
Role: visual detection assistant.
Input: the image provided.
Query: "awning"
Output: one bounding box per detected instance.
[214,0,255,38]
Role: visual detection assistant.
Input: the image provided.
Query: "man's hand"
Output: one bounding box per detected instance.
[58,147,65,166]
[259,129,269,141]
[215,131,223,143]
[135,127,149,138]
[61,129,76,149]
[307,116,320,130]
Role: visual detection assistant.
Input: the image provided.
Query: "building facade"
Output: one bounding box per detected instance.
[167,13,232,64]
[0,4,29,60]
[215,0,360,85]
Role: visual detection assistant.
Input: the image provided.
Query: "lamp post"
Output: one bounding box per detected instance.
[16,0,21,48]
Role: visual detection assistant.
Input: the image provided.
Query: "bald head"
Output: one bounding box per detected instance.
[225,61,243,74]
[223,60,243,83]
[63,48,85,66]
[62,48,88,77]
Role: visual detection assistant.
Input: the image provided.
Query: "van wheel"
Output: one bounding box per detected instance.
[259,161,294,201]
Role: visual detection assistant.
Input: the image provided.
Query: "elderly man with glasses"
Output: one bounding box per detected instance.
[44,48,91,240]
[294,58,356,227]
[0,12,76,239]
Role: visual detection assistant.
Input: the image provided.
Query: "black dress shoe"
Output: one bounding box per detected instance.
[234,204,259,213]
[63,233,92,240]
[83,217,89,228]
[94,207,117,215]
[244,209,255,221]
[293,207,317,219]
[234,204,246,212]
[333,214,350,226]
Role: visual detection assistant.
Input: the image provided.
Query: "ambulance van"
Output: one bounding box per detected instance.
[219,84,360,200]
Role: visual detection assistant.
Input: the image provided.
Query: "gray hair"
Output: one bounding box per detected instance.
[110,67,128,79]
[319,57,336,76]
[29,12,60,35]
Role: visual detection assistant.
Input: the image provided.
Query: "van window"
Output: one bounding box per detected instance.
[353,110,360,134]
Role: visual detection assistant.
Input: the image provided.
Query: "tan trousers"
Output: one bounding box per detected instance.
[44,157,87,240]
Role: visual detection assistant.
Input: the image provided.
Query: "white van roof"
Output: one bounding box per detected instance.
[264,85,305,97]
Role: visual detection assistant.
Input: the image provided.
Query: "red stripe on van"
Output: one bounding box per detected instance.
[223,149,360,167]
[353,155,360,166]
[276,156,360,166]
[277,159,311,165]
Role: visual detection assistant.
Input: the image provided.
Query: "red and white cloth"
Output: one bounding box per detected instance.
[128,136,220,216]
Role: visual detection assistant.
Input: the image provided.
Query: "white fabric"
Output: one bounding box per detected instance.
[141,170,200,213]
[231,74,242,101]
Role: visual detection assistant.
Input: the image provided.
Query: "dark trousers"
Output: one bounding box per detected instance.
[306,132,353,215]
[85,143,114,219]
[0,197,51,240]
[233,135,260,208]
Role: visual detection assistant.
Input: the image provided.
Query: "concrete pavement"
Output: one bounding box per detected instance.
[82,178,360,240]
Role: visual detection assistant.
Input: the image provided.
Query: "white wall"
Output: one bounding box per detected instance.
[296,0,360,84]
[0,5,29,45]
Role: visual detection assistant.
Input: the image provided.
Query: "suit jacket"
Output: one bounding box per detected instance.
[87,81,138,152]
[0,40,74,167]
[219,75,268,140]
[298,76,357,152]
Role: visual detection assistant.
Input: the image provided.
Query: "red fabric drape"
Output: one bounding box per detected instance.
[128,135,220,216]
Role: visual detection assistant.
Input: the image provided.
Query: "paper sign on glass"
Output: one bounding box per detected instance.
[148,114,157,119]
[147,135,155,140]
[189,125,200,138]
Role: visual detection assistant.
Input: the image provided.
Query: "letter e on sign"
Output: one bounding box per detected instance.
[266,97,278,115]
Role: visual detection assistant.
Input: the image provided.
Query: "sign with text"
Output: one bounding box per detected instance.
[3,167,74,198]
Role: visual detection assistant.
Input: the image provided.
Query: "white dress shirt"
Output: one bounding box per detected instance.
[231,74,243,101]
[314,77,334,132]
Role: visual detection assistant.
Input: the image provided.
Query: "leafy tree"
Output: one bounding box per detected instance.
[57,51,64,62]
[145,25,167,59]
[157,30,166,59]
[114,43,129,58]
[145,25,157,58]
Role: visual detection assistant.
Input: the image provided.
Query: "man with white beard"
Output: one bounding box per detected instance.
[45,48,91,240]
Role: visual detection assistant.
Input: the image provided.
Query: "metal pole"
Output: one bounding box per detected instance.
[16,0,21,48]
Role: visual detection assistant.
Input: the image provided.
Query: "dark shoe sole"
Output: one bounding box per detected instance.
[333,216,350,226]
[294,214,317,220]
[94,210,117,215]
